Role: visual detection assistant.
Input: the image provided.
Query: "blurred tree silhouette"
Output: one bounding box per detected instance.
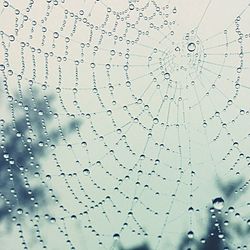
[177,178,250,250]
[1,86,248,249]
[118,178,249,250]
[0,87,80,230]
[115,179,250,250]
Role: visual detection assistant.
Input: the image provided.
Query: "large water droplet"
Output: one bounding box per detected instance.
[50,217,56,223]
[53,32,59,39]
[83,169,90,176]
[0,64,5,71]
[187,230,194,239]
[17,208,23,214]
[212,197,224,210]
[113,233,120,240]
[187,42,196,52]
[164,72,170,80]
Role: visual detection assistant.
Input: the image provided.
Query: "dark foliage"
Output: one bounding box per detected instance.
[0,88,79,227]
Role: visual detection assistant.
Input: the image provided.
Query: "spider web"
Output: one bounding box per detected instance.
[0,0,250,249]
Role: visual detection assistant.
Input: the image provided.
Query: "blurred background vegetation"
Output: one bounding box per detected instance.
[118,178,249,250]
[0,87,80,231]
[0,86,249,249]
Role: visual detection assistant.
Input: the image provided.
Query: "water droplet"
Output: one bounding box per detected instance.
[153,118,159,124]
[164,72,170,80]
[212,197,224,210]
[9,34,15,42]
[83,169,90,176]
[34,172,40,177]
[50,217,56,223]
[129,4,134,10]
[200,238,206,244]
[187,42,196,52]
[16,132,21,137]
[175,46,180,51]
[71,215,77,220]
[113,233,120,240]
[3,153,9,159]
[203,121,207,127]
[107,109,112,115]
[53,32,59,39]
[218,233,224,239]
[187,231,194,239]
[3,1,9,8]
[17,208,23,214]
[46,175,51,180]
[0,64,5,71]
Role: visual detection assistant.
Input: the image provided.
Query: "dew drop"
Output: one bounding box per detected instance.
[71,215,77,220]
[187,42,196,52]
[53,32,59,39]
[187,230,194,239]
[3,153,9,159]
[164,72,170,80]
[50,217,56,223]
[9,34,15,42]
[0,64,5,71]
[113,233,120,240]
[17,208,23,214]
[212,197,224,210]
[3,1,9,7]
[129,4,134,10]
[153,118,159,124]
[218,233,224,239]
[200,238,206,244]
[83,169,90,176]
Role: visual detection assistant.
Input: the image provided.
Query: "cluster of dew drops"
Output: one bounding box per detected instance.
[0,0,250,249]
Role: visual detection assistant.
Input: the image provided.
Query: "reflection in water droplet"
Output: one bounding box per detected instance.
[0,64,5,71]
[153,118,159,124]
[187,230,194,239]
[50,217,56,223]
[9,34,15,42]
[212,197,224,210]
[218,233,224,239]
[53,32,59,39]
[129,4,134,10]
[187,42,196,52]
[83,169,90,176]
[164,72,170,80]
[113,233,120,240]
[175,46,180,51]
[17,208,23,214]
[200,238,206,244]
